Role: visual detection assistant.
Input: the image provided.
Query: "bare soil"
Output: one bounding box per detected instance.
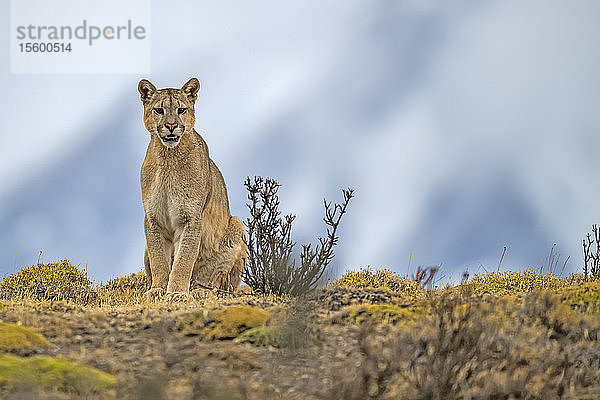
[0,288,390,399]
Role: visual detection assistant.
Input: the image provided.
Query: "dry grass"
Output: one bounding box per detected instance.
[3,261,600,399]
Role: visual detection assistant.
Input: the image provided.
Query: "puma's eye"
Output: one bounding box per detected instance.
[153,108,164,115]
[177,107,187,115]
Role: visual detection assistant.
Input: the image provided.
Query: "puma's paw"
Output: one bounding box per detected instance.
[165,291,190,302]
[143,287,165,299]
[191,287,211,299]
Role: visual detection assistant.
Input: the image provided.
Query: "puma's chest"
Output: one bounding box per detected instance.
[142,169,200,237]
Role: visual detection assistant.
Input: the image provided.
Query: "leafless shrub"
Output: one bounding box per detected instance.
[243,176,353,296]
[583,224,600,279]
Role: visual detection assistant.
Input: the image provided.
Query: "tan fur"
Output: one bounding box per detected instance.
[138,78,246,300]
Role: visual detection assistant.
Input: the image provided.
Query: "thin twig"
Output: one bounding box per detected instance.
[497,246,506,272]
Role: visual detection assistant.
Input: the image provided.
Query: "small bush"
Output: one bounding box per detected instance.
[332,267,423,297]
[0,322,49,352]
[467,268,570,295]
[177,305,269,339]
[0,260,95,303]
[333,304,426,326]
[583,224,600,279]
[244,176,353,296]
[0,354,117,394]
[96,270,149,305]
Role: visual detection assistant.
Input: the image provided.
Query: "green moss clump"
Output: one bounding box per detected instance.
[0,322,50,352]
[332,267,423,296]
[236,323,308,348]
[334,304,426,325]
[177,305,269,339]
[0,260,95,303]
[236,326,282,347]
[467,268,569,295]
[0,354,117,394]
[559,281,600,313]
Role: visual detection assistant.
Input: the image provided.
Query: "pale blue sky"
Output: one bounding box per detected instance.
[1,1,599,282]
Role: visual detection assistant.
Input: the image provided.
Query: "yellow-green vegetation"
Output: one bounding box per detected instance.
[177,305,269,339]
[236,303,314,348]
[96,270,149,305]
[559,280,600,313]
[0,354,117,394]
[0,260,94,303]
[332,267,423,296]
[466,268,574,295]
[236,326,282,347]
[334,304,426,326]
[4,262,600,398]
[236,321,309,348]
[0,321,50,352]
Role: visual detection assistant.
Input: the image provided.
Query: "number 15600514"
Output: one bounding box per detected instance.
[19,42,72,52]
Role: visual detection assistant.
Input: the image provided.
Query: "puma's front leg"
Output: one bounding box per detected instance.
[144,215,170,295]
[167,217,202,296]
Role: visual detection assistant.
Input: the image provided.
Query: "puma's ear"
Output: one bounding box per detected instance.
[138,79,157,104]
[181,78,200,102]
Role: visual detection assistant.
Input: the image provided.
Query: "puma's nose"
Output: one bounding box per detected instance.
[165,122,178,132]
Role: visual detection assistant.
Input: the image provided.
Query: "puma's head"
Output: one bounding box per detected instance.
[138,78,201,148]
